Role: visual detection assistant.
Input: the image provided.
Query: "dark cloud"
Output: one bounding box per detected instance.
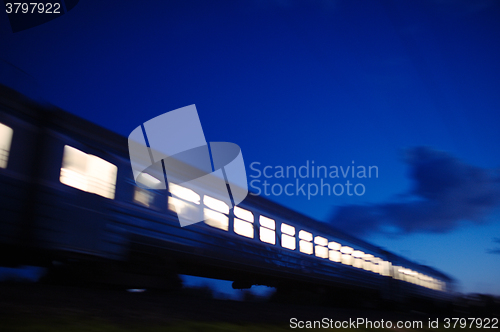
[329,147,500,237]
[487,238,500,255]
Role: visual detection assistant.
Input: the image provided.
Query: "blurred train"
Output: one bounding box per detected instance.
[0,84,454,305]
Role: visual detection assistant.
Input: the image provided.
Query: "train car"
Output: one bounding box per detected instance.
[0,84,454,304]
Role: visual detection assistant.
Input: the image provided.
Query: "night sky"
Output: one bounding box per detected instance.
[1,0,499,296]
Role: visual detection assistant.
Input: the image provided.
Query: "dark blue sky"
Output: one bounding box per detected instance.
[1,0,499,295]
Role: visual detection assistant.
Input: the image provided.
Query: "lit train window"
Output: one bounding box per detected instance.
[363,254,374,271]
[409,270,417,283]
[234,206,254,238]
[169,196,202,222]
[314,236,328,258]
[204,195,229,214]
[315,245,328,258]
[137,172,163,189]
[340,246,353,265]
[298,230,312,242]
[281,223,295,236]
[328,241,342,262]
[431,278,437,290]
[204,208,228,231]
[328,241,341,250]
[340,246,353,254]
[299,230,313,255]
[379,260,391,277]
[422,275,429,288]
[60,145,117,199]
[352,250,364,268]
[170,183,200,204]
[259,215,275,230]
[281,234,295,250]
[398,268,407,281]
[329,250,341,262]
[234,218,253,238]
[416,273,423,287]
[314,236,328,246]
[341,254,353,265]
[0,123,13,169]
[259,215,275,244]
[203,195,229,231]
[234,206,253,222]
[134,187,154,207]
[281,223,295,250]
[406,269,415,283]
[299,240,313,255]
[371,257,380,273]
[168,183,201,222]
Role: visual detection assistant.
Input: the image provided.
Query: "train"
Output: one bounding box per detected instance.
[0,83,454,305]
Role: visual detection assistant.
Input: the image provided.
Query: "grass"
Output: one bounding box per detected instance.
[0,317,492,332]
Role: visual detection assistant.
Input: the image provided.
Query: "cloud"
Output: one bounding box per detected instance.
[328,147,500,237]
[487,238,500,255]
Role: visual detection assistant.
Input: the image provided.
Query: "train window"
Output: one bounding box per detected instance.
[234,206,253,222]
[379,260,391,276]
[281,234,295,250]
[281,223,295,250]
[314,236,328,258]
[427,277,435,289]
[281,223,295,236]
[168,184,202,223]
[329,250,341,262]
[315,245,328,259]
[204,195,229,214]
[416,273,423,286]
[328,241,341,251]
[134,187,154,207]
[137,173,163,188]
[299,230,313,254]
[200,195,229,231]
[341,254,353,265]
[299,239,313,255]
[204,208,228,231]
[60,145,117,199]
[363,254,374,271]
[234,218,253,238]
[340,246,353,265]
[298,230,312,242]
[426,278,432,289]
[260,227,275,245]
[259,215,275,244]
[371,258,380,273]
[422,275,429,288]
[169,196,202,221]
[340,246,353,254]
[352,250,364,268]
[259,215,275,230]
[430,278,437,290]
[314,236,328,246]
[392,266,401,280]
[234,206,254,238]
[170,183,200,204]
[409,270,417,283]
[0,123,13,169]
[397,268,406,280]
